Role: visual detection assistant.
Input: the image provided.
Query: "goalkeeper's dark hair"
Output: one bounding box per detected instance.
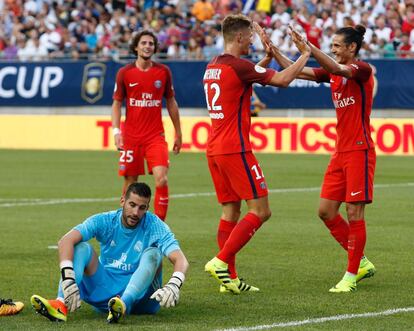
[125,182,152,200]
[129,30,158,55]
[335,24,366,56]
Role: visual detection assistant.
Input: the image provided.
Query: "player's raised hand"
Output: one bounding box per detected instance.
[288,24,310,55]
[253,22,272,54]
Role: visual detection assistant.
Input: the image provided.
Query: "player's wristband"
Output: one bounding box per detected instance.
[168,271,185,289]
[60,260,75,281]
[112,127,121,136]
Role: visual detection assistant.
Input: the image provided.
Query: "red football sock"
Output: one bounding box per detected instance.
[347,220,367,274]
[154,186,168,221]
[324,214,349,251]
[217,213,262,263]
[217,219,237,279]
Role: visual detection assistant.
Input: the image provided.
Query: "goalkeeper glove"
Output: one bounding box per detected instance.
[150,271,185,308]
[60,261,81,312]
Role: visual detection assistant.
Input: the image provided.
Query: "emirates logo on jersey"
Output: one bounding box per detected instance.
[129,98,161,107]
[129,92,161,107]
[333,96,355,109]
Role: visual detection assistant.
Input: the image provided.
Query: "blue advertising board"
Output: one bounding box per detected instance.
[0,59,413,109]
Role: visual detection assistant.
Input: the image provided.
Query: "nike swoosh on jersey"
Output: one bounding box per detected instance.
[350,191,362,196]
[129,83,138,87]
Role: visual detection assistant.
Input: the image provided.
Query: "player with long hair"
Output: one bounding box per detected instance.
[257,23,376,292]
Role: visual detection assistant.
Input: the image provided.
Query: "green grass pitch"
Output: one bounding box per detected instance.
[0,149,413,330]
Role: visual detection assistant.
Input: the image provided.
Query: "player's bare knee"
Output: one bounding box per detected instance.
[346,211,358,221]
[345,204,363,221]
[259,209,272,223]
[226,210,241,221]
[318,208,330,221]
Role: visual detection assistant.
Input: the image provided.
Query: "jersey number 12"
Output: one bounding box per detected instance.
[204,83,222,111]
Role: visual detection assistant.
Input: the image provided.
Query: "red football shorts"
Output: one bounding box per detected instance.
[207,152,268,203]
[321,149,376,203]
[118,135,169,176]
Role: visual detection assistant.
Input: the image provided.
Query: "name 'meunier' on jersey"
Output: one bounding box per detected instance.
[203,54,274,156]
[113,62,175,144]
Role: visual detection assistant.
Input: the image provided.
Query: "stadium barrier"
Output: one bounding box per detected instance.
[0,59,414,108]
[0,115,413,155]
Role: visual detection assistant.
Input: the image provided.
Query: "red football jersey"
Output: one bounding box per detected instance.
[203,54,274,156]
[313,61,375,152]
[113,62,175,144]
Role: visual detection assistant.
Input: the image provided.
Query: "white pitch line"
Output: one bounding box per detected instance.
[0,197,117,207]
[215,307,414,331]
[0,182,413,208]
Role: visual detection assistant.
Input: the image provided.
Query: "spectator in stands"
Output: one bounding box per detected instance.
[295,12,323,49]
[2,38,18,60]
[167,35,186,59]
[78,41,92,59]
[270,19,285,47]
[191,0,215,22]
[398,33,413,58]
[270,3,290,25]
[374,16,392,42]
[1,0,414,60]
[321,26,334,53]
[202,34,220,60]
[190,20,206,48]
[39,22,62,55]
[343,16,355,28]
[392,27,403,49]
[24,35,48,61]
[318,10,335,30]
[187,37,203,59]
[402,13,414,35]
[349,6,362,26]
[166,18,182,46]
[382,38,397,58]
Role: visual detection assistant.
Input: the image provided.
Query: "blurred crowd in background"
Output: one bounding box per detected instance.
[1,0,414,61]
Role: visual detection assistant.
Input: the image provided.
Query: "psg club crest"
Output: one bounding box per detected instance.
[81,63,106,104]
[154,80,162,89]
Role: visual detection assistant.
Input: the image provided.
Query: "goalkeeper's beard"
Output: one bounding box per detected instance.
[122,216,141,229]
[121,211,141,229]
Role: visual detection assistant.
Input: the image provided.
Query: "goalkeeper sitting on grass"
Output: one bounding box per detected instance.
[31,182,189,323]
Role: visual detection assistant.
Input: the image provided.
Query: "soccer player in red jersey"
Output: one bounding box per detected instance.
[112,30,182,221]
[203,14,311,294]
[257,24,377,292]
